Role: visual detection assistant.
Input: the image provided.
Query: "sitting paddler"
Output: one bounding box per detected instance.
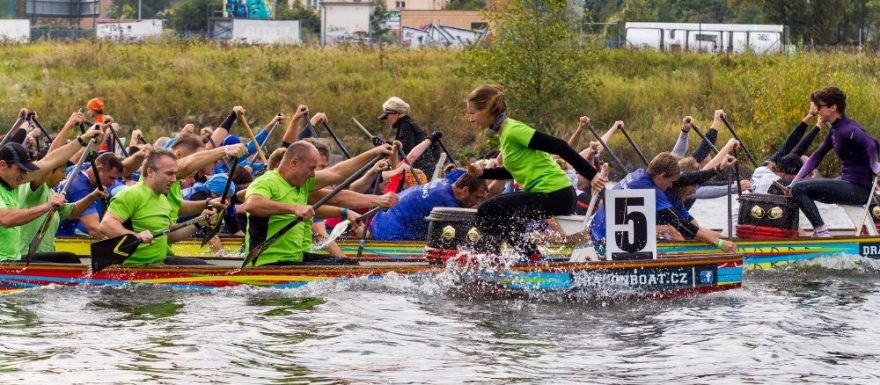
[0,126,105,263]
[749,103,821,195]
[789,87,880,237]
[100,148,218,265]
[590,152,737,254]
[243,141,394,266]
[370,172,487,241]
[462,85,607,259]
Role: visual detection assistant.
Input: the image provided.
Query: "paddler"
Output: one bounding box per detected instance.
[242,141,394,266]
[463,85,607,259]
[789,86,880,238]
[0,126,104,263]
[99,148,218,265]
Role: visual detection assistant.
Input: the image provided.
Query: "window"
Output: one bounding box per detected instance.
[395,1,405,9]
[471,22,488,30]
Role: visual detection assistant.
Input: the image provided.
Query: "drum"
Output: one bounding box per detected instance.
[425,207,480,250]
[736,193,798,239]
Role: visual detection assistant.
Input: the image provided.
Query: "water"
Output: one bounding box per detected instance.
[1,257,879,384]
[1,199,878,384]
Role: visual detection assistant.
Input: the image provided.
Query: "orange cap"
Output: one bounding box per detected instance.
[87,97,104,112]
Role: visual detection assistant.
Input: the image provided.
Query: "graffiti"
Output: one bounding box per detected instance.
[401,23,482,49]
[224,0,273,20]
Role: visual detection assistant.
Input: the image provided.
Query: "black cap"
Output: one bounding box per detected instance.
[0,143,39,172]
[775,153,803,175]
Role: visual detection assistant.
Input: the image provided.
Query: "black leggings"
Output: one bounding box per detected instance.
[791,178,871,227]
[262,252,359,266]
[21,252,81,264]
[475,186,576,255]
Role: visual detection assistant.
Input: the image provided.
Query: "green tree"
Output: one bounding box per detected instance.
[370,0,391,43]
[108,0,173,19]
[464,0,597,132]
[276,1,321,41]
[167,0,216,33]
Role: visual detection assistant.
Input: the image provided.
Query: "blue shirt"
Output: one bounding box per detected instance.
[56,167,106,236]
[371,179,460,241]
[591,169,671,243]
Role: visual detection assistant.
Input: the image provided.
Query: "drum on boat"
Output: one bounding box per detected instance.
[736,193,798,239]
[424,207,480,264]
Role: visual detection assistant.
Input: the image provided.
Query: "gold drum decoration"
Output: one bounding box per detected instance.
[467,227,481,243]
[768,206,783,220]
[750,205,765,219]
[441,225,456,242]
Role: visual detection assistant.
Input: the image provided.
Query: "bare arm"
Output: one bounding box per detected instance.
[314,145,391,190]
[309,188,398,209]
[51,112,85,155]
[30,127,101,183]
[282,105,308,145]
[77,213,103,238]
[98,212,134,238]
[349,160,387,193]
[243,194,297,217]
[0,202,53,228]
[176,144,246,179]
[67,190,103,219]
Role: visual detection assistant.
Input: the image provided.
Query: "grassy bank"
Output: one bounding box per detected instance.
[3,40,880,174]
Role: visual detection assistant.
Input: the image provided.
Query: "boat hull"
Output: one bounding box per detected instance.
[0,253,742,297]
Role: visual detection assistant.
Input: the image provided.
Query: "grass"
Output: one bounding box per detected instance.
[4,40,880,176]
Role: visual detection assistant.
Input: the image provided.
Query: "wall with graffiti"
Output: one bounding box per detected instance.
[223,0,273,20]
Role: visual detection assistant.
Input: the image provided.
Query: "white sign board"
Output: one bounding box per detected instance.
[605,188,656,260]
[0,20,29,43]
[96,20,163,42]
[231,19,301,45]
[321,3,374,45]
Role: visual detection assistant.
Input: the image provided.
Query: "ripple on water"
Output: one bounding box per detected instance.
[0,260,878,384]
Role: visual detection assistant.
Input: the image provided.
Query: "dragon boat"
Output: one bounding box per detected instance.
[0,252,743,297]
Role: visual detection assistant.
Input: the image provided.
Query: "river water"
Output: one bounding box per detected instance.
[1,199,879,384]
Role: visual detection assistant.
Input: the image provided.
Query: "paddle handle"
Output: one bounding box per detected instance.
[586,124,629,174]
[0,115,24,147]
[322,121,352,159]
[690,123,720,155]
[27,114,53,142]
[721,115,759,168]
[237,112,268,164]
[152,215,206,238]
[619,127,649,167]
[351,117,375,138]
[104,121,129,157]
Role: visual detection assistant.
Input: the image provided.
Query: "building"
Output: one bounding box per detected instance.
[320,1,374,45]
[399,10,485,31]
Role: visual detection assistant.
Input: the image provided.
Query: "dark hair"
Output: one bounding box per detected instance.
[811,86,847,114]
[171,134,204,154]
[232,165,253,185]
[141,148,178,176]
[467,85,507,118]
[95,152,123,173]
[647,152,680,178]
[453,172,487,192]
[267,147,286,170]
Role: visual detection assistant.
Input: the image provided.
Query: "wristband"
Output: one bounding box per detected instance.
[716,239,724,249]
[341,208,348,219]
[77,136,87,146]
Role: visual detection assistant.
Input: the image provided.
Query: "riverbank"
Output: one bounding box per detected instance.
[4,40,880,172]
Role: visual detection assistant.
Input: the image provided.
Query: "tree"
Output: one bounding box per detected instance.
[464,0,598,131]
[167,0,216,34]
[108,0,173,19]
[276,1,321,40]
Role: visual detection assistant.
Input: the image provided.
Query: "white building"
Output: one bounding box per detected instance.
[625,22,786,54]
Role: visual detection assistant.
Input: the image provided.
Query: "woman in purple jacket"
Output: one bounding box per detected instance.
[790,87,880,237]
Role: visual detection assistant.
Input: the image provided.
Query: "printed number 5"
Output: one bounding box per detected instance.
[613,197,647,252]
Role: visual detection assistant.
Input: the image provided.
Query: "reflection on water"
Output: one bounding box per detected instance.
[0,256,878,384]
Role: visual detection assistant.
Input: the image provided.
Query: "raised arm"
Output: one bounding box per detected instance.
[30,126,102,183]
[314,144,392,190]
[282,105,308,146]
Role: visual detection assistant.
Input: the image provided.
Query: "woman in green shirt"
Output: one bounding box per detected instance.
[465,85,607,258]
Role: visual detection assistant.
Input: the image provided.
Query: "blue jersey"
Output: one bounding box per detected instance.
[591,169,671,243]
[371,179,460,241]
[56,166,120,236]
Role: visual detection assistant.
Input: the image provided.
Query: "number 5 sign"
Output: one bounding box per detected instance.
[605,189,657,260]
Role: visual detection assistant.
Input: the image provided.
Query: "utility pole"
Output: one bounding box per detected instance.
[138,0,142,19]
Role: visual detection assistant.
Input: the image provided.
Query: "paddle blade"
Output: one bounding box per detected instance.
[315,220,350,251]
[90,234,141,272]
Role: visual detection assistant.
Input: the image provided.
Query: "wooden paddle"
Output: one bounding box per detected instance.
[236,110,268,164]
[90,215,207,272]
[199,157,239,247]
[26,138,95,264]
[241,153,386,268]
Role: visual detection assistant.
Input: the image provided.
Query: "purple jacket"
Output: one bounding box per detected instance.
[795,115,880,188]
